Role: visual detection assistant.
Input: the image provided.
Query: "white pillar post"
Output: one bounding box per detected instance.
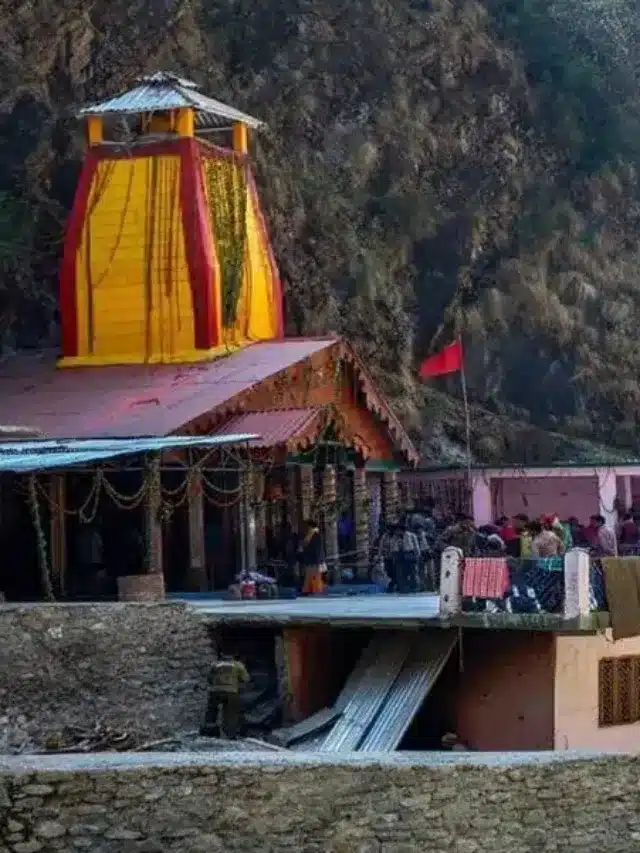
[564,548,591,619]
[471,473,492,526]
[623,475,633,512]
[439,546,463,617]
[596,468,618,531]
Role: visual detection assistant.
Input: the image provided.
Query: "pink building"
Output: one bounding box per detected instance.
[453,629,640,751]
[401,463,640,528]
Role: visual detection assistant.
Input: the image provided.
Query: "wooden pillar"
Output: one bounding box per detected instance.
[254,470,267,557]
[322,465,339,581]
[285,466,299,533]
[299,465,314,524]
[382,470,399,525]
[240,469,257,571]
[49,474,66,598]
[145,457,163,576]
[353,467,369,580]
[187,468,207,591]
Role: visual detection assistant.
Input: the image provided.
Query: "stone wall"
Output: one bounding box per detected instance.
[0,604,211,751]
[0,752,638,852]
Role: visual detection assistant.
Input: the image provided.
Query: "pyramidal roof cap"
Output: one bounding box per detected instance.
[77,71,264,130]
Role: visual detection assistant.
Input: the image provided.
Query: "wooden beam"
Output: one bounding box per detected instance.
[49,473,67,598]
[322,465,339,582]
[187,469,207,591]
[145,457,163,577]
[353,467,369,580]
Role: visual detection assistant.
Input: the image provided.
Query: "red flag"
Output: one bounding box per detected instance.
[419,339,463,378]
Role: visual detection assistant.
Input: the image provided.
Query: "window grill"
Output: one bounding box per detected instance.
[598,656,640,727]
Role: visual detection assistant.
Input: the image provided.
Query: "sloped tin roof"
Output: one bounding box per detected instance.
[0,337,418,463]
[213,407,323,450]
[78,72,264,129]
[0,340,336,439]
[0,435,259,473]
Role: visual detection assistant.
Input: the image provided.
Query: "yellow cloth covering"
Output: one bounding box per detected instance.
[602,557,640,640]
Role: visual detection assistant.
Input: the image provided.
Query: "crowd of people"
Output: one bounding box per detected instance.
[372,502,636,594]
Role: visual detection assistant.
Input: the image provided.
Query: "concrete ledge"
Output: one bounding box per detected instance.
[0,749,629,774]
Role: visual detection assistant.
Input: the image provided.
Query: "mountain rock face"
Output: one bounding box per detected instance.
[0,0,639,461]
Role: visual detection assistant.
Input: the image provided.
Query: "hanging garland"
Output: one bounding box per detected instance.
[27,474,54,602]
[204,153,248,329]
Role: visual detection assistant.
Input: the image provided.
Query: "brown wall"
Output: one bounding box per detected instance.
[231,348,397,460]
[455,630,555,750]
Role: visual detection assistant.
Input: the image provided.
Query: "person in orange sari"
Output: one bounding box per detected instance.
[299,520,326,595]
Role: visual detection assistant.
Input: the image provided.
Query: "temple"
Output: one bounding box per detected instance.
[0,72,418,600]
[59,72,283,367]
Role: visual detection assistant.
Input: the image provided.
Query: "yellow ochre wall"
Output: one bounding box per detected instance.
[202,154,280,346]
[62,146,281,367]
[70,155,196,364]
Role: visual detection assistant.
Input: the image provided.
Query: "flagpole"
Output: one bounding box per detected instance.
[458,336,473,485]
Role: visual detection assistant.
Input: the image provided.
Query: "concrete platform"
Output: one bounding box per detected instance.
[181,593,607,631]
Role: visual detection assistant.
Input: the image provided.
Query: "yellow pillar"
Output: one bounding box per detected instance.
[232,121,249,154]
[86,116,103,146]
[175,108,195,137]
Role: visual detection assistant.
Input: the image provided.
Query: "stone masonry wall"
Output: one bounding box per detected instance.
[0,604,212,751]
[0,752,639,853]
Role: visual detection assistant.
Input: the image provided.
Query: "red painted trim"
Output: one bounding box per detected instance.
[59,151,99,358]
[179,138,218,349]
[248,170,284,338]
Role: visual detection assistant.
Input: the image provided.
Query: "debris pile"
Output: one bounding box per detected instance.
[38,723,178,754]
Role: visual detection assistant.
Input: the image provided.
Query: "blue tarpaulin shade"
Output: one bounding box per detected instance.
[0,434,260,473]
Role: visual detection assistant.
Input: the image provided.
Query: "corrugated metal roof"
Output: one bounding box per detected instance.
[320,632,414,752]
[358,631,458,752]
[78,72,264,130]
[213,408,323,449]
[0,434,259,473]
[0,339,337,439]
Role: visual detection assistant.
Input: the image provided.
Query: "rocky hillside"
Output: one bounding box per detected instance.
[0,0,639,462]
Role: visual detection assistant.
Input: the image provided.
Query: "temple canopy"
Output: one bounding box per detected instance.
[77,72,264,130]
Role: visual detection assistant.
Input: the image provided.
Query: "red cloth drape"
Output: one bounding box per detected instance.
[419,339,463,378]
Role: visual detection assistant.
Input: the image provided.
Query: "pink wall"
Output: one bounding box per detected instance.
[455,632,555,750]
[493,475,599,524]
[555,634,640,752]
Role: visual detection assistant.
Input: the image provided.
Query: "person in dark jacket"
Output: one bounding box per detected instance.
[299,520,326,594]
[201,655,250,739]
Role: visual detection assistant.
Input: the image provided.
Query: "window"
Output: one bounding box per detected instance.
[598,656,640,727]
